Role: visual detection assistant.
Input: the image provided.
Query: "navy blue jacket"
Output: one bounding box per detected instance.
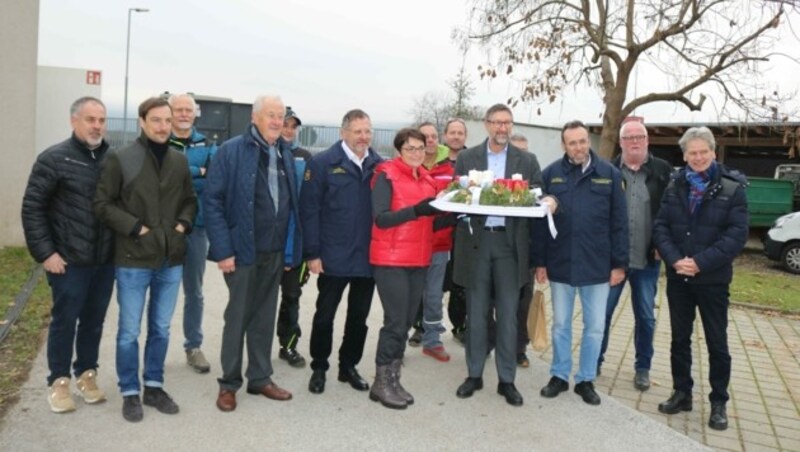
[531,150,629,286]
[169,128,216,228]
[653,164,748,285]
[299,141,383,277]
[204,130,302,267]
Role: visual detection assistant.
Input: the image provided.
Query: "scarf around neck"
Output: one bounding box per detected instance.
[685,162,717,214]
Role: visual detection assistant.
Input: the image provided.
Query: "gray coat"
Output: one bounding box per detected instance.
[452,140,543,289]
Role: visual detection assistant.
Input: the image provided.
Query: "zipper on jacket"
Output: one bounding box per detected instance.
[64,157,90,167]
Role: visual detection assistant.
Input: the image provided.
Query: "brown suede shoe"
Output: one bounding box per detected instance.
[246,383,292,401]
[216,389,237,412]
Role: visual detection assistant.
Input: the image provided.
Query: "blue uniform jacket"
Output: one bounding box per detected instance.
[169,128,216,227]
[653,164,748,285]
[204,130,302,267]
[299,140,383,277]
[531,150,629,286]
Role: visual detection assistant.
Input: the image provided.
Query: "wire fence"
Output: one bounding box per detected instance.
[105,119,399,158]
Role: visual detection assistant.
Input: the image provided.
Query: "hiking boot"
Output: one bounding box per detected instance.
[422,345,451,362]
[407,329,423,347]
[708,403,728,431]
[186,348,211,373]
[75,369,106,404]
[122,395,143,422]
[369,365,407,410]
[390,359,414,405]
[279,347,307,368]
[48,377,76,413]
[143,387,180,414]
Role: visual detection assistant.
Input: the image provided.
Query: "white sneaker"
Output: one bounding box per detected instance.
[48,377,76,413]
[76,369,106,404]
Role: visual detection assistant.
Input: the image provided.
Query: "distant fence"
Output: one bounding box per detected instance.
[106,118,398,158]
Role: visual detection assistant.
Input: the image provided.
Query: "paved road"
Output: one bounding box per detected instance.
[0,269,707,452]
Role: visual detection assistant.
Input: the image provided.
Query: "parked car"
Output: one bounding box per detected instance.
[763,211,800,274]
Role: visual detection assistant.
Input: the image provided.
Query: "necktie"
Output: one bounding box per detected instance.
[268,145,279,213]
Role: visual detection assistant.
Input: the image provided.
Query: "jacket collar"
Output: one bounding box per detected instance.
[70,133,109,156]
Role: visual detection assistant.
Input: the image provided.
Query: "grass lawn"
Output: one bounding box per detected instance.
[0,247,50,422]
[730,248,800,312]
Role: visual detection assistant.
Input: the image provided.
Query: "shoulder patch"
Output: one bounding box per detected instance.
[591,178,612,185]
[550,177,565,184]
[330,167,347,174]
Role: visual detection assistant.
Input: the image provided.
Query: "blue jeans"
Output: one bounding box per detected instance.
[599,260,660,372]
[422,251,449,348]
[182,227,208,351]
[45,264,115,386]
[550,281,609,383]
[115,263,182,396]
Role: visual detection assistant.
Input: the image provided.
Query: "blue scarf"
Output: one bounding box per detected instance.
[685,162,717,214]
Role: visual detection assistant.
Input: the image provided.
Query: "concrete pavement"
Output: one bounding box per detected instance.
[0,269,710,452]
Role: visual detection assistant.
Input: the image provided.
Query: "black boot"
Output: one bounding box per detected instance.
[658,391,692,414]
[708,403,728,431]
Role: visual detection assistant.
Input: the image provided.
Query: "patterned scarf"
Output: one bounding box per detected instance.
[685,162,717,214]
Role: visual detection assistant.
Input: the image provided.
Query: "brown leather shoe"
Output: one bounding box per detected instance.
[216,389,236,412]
[246,383,293,401]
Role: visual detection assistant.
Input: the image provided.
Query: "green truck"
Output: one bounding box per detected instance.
[746,164,800,228]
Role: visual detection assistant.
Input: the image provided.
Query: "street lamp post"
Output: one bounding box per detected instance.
[123,7,149,142]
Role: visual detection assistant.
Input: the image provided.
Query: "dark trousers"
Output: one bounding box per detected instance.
[276,264,309,349]
[444,256,467,332]
[309,274,375,372]
[374,266,427,365]
[45,264,115,386]
[666,280,731,403]
[516,283,532,352]
[218,252,282,391]
[465,232,519,383]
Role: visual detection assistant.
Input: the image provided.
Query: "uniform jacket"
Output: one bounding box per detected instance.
[653,164,748,285]
[453,140,543,289]
[299,140,383,277]
[169,128,216,227]
[94,135,197,268]
[204,129,302,268]
[22,134,114,265]
[531,150,629,286]
[369,157,436,267]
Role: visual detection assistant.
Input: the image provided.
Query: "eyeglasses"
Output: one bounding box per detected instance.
[401,146,425,154]
[486,120,513,128]
[621,135,647,142]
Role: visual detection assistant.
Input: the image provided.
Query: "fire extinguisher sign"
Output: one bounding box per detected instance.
[86,71,102,85]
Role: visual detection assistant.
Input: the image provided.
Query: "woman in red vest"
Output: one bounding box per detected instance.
[368,128,439,409]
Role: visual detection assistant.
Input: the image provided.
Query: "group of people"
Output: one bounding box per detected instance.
[22,94,748,432]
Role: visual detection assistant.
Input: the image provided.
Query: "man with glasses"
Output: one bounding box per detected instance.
[597,120,672,391]
[300,109,384,395]
[452,104,553,407]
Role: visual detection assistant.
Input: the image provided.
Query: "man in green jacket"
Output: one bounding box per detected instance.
[94,97,197,423]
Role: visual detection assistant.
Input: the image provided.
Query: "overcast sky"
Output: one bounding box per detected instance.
[38,0,798,128]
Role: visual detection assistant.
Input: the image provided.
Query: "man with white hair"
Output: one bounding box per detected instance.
[168,93,217,374]
[205,95,303,412]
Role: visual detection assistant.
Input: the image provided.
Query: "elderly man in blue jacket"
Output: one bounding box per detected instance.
[300,109,383,395]
[205,95,302,412]
[532,120,628,406]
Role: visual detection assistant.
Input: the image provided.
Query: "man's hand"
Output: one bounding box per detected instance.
[540,196,558,214]
[175,223,186,234]
[218,257,236,274]
[673,257,699,277]
[610,268,626,286]
[535,267,548,284]
[43,252,67,274]
[308,258,324,274]
[139,225,150,236]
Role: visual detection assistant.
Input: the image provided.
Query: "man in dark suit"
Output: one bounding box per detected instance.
[452,104,555,407]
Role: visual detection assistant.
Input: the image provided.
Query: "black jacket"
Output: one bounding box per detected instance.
[653,164,749,285]
[612,153,673,264]
[22,135,114,265]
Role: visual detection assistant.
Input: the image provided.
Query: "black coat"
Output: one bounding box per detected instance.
[21,135,114,265]
[653,164,749,285]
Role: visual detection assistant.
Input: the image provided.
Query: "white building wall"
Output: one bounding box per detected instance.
[0,0,39,246]
[36,67,104,155]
